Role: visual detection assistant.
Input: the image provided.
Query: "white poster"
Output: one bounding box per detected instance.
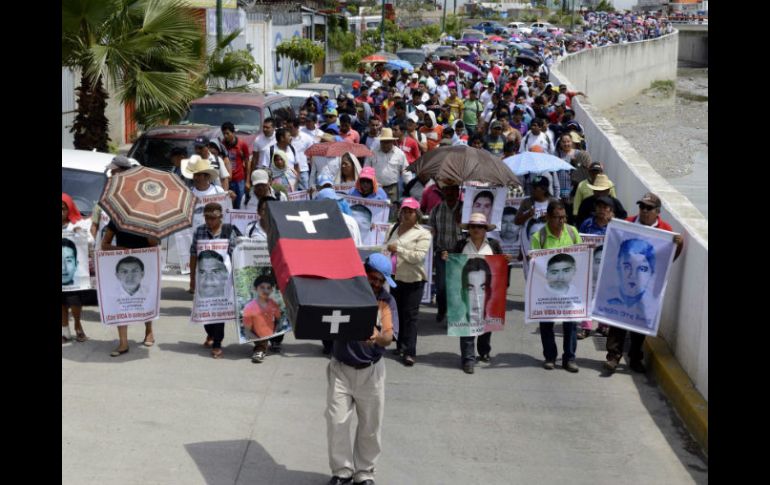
[520,203,550,279]
[461,186,507,227]
[343,195,391,245]
[191,239,236,324]
[525,244,593,323]
[95,247,161,326]
[334,183,355,193]
[62,230,91,291]
[421,227,434,304]
[288,190,310,201]
[227,209,259,236]
[498,197,525,266]
[232,238,291,343]
[94,210,115,250]
[173,193,233,275]
[580,234,606,294]
[591,220,677,337]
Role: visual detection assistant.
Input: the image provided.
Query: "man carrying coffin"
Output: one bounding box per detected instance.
[326,253,396,485]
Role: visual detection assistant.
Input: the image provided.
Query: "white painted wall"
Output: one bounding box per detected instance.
[551,31,709,400]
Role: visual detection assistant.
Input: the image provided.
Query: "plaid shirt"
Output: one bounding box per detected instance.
[429,200,462,252]
[556,169,572,199]
[190,223,241,256]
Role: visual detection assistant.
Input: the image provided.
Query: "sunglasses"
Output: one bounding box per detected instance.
[638,203,657,211]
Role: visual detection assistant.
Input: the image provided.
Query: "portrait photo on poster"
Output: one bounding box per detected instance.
[591,220,677,336]
[191,239,236,324]
[96,247,161,326]
[62,231,91,291]
[525,245,592,323]
[232,239,290,343]
[500,198,526,259]
[461,186,508,227]
[446,254,508,337]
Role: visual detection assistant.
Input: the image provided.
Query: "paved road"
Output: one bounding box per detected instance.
[62,271,708,485]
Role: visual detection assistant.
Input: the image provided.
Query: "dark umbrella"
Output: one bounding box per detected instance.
[516,54,542,67]
[407,146,520,187]
[98,166,196,239]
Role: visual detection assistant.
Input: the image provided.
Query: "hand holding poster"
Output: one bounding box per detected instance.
[232,238,291,343]
[173,193,234,275]
[96,247,161,326]
[191,239,236,324]
[461,186,507,227]
[525,245,593,322]
[446,254,508,337]
[62,230,91,291]
[342,195,391,246]
[590,219,677,336]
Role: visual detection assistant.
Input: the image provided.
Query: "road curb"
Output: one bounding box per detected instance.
[645,336,708,455]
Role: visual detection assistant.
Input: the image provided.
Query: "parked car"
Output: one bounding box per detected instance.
[127,125,221,172]
[472,21,508,35]
[275,89,320,115]
[396,48,427,68]
[61,149,139,305]
[460,29,486,44]
[431,45,455,58]
[178,91,293,140]
[507,21,528,32]
[530,22,555,33]
[319,73,365,95]
[295,83,344,100]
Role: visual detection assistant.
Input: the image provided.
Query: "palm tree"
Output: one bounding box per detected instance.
[62,0,205,151]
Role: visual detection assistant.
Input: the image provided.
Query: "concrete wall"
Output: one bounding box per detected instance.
[551,32,709,400]
[554,33,679,111]
[677,25,708,67]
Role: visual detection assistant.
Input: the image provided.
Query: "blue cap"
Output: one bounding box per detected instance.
[317,174,334,187]
[365,253,397,288]
[315,187,341,200]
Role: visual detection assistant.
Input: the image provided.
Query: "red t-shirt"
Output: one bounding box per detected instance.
[398,136,421,164]
[625,215,673,232]
[223,137,251,182]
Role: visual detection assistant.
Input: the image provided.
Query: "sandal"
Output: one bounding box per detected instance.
[110,347,129,357]
[211,348,224,359]
[143,335,155,347]
[75,331,88,343]
[203,337,214,348]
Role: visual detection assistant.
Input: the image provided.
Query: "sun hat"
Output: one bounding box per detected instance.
[461,212,496,231]
[377,128,398,141]
[586,174,614,191]
[181,155,219,180]
[365,253,397,288]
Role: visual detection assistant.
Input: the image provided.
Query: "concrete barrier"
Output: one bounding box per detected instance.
[677,24,708,67]
[550,31,709,402]
[554,33,679,111]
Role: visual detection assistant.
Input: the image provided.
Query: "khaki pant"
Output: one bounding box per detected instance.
[326,358,386,482]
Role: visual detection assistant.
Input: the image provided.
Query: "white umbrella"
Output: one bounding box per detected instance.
[503,152,574,176]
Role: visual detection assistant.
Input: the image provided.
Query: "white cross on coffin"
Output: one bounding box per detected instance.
[322,310,351,334]
[285,211,329,233]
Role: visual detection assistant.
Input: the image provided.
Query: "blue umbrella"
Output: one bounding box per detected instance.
[445,35,456,41]
[385,59,414,72]
[503,152,574,176]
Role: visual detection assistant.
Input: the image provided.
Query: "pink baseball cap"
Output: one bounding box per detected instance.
[359,166,377,182]
[401,197,420,210]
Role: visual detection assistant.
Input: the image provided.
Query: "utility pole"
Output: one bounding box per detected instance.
[570,0,575,31]
[442,0,447,33]
[216,0,223,44]
[380,0,386,52]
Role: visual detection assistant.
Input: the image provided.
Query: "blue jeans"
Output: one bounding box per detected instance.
[297,171,310,191]
[229,180,245,209]
[539,321,577,364]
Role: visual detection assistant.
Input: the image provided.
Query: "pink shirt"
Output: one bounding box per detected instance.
[341,129,360,144]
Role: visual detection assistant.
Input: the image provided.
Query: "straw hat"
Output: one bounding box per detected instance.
[461,212,496,231]
[586,174,614,191]
[181,155,219,180]
[377,128,398,141]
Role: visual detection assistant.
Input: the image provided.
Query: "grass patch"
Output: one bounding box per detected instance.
[677,91,708,102]
[645,80,675,97]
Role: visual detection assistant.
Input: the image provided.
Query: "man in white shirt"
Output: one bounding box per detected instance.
[519,118,555,154]
[182,156,226,198]
[436,76,450,104]
[300,113,322,142]
[480,81,495,107]
[365,128,408,203]
[251,117,276,171]
[289,119,314,190]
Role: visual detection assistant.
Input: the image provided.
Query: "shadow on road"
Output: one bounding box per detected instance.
[61,339,151,363]
[185,439,329,485]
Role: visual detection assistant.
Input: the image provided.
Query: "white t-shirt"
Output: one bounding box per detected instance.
[366,147,408,186]
[301,126,323,142]
[291,131,314,173]
[253,134,276,168]
[519,131,555,154]
[462,240,494,256]
[192,184,225,198]
[204,153,229,186]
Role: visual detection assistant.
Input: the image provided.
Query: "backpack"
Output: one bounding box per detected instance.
[536,225,577,248]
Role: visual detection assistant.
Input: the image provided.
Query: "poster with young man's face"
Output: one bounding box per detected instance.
[62,230,91,291]
[525,245,592,323]
[191,239,236,324]
[172,194,234,275]
[460,186,507,227]
[591,219,677,336]
[95,247,161,326]
[232,238,290,343]
[446,254,508,337]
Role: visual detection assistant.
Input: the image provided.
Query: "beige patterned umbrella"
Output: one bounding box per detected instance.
[98,166,196,239]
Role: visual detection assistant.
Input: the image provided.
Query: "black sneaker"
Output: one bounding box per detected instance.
[543,360,555,370]
[478,354,490,363]
[327,476,352,485]
[463,362,475,374]
[629,360,647,373]
[603,359,620,373]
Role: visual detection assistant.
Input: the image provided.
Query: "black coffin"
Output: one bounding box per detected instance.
[265,199,350,251]
[283,276,378,340]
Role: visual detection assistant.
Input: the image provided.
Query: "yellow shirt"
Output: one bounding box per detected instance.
[573,180,617,216]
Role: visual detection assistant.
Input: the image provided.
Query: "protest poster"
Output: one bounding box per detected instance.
[342,195,391,246]
[590,219,677,336]
[93,210,115,250]
[62,230,91,291]
[232,238,291,343]
[334,183,355,194]
[95,247,161,326]
[525,244,593,323]
[171,193,233,275]
[461,186,507,227]
[288,190,310,201]
[580,234,606,294]
[191,239,236,324]
[519,202,550,279]
[446,254,508,337]
[494,197,525,266]
[227,209,259,236]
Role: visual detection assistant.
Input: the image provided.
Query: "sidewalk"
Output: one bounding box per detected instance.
[62,271,707,484]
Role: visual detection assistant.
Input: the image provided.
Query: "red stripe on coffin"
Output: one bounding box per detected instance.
[270,238,367,292]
